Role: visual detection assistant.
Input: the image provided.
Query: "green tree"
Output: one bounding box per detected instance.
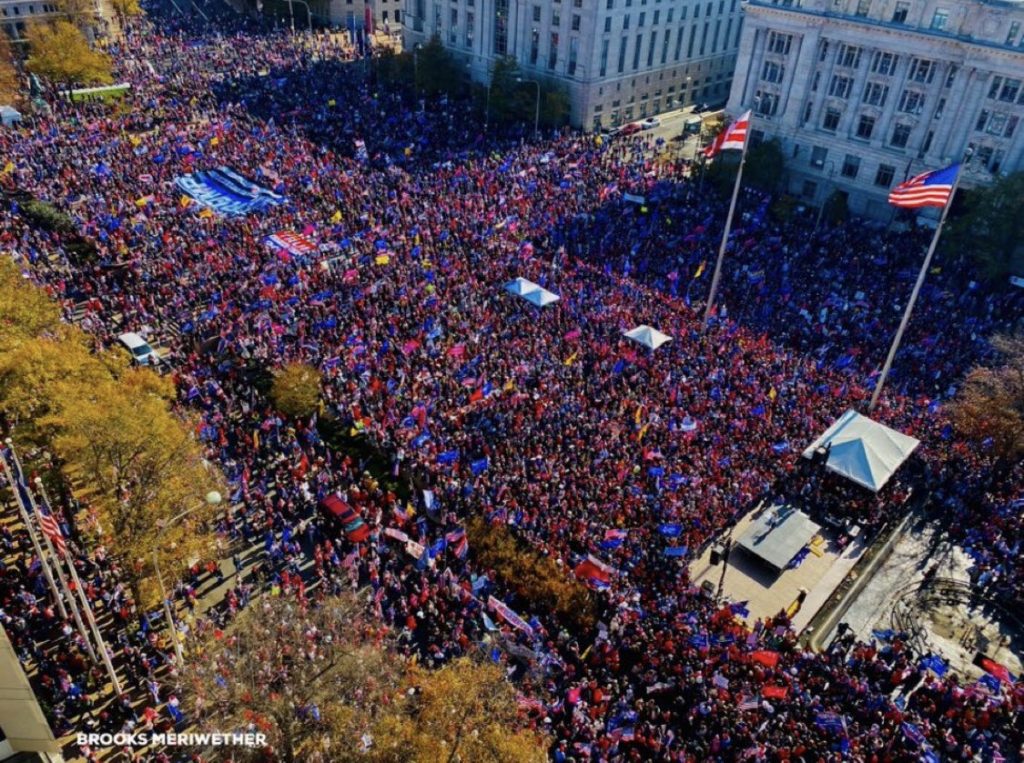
[375,48,414,90]
[414,35,461,98]
[539,87,570,129]
[488,57,536,127]
[706,138,784,194]
[821,189,849,226]
[270,362,322,419]
[744,138,785,192]
[944,171,1024,280]
[26,20,112,88]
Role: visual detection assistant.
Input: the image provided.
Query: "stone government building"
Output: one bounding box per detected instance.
[403,0,742,128]
[726,0,1024,219]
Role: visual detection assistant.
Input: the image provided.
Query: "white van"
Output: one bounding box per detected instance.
[117,332,159,366]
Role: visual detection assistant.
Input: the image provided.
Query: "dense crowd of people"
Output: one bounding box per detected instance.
[1,3,1023,761]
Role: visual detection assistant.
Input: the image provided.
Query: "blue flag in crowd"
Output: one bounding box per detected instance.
[919,655,948,677]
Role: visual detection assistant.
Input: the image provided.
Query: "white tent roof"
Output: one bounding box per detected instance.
[504,277,540,296]
[623,325,672,350]
[503,277,560,307]
[802,409,920,492]
[522,287,560,306]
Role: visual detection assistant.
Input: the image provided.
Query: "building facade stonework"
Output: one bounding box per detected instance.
[403,0,743,128]
[726,0,1024,219]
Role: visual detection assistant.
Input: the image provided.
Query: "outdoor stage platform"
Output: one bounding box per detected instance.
[690,502,869,632]
[735,505,821,572]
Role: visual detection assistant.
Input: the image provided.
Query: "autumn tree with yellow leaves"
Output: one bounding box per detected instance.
[184,593,547,763]
[949,332,1024,461]
[42,373,224,608]
[370,659,548,763]
[0,35,21,105]
[0,257,62,350]
[0,258,224,609]
[26,20,112,87]
[270,361,323,419]
[109,0,143,19]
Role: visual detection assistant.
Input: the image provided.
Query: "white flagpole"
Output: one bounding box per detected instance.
[703,129,751,327]
[28,481,97,662]
[868,163,965,412]
[0,448,68,620]
[31,476,124,696]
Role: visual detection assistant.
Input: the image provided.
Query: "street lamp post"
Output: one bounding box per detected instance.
[815,160,837,231]
[466,62,493,131]
[516,77,540,138]
[153,491,223,666]
[412,41,423,94]
[715,534,733,599]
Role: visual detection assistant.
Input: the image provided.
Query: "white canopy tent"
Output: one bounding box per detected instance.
[504,277,540,296]
[802,409,920,492]
[623,325,672,350]
[503,277,560,307]
[522,287,560,306]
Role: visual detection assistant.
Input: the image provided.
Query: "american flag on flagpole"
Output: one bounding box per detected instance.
[703,110,752,159]
[888,163,960,208]
[37,503,67,556]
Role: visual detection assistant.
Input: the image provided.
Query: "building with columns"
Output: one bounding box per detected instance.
[726,0,1024,219]
[402,0,743,128]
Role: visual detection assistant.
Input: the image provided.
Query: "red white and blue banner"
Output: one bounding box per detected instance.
[266,231,317,257]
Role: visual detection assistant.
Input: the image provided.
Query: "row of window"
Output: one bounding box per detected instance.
[600,6,718,33]
[533,6,581,31]
[603,0,738,16]
[775,0,1024,47]
[0,3,58,17]
[809,105,1018,149]
[598,19,740,76]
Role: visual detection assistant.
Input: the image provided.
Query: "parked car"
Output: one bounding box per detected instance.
[616,122,643,137]
[640,116,661,129]
[117,332,159,366]
[319,494,372,543]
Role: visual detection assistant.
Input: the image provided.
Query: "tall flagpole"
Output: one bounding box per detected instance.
[29,481,96,662]
[868,162,965,412]
[703,132,751,327]
[0,449,68,620]
[28,465,124,696]
[32,477,99,664]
